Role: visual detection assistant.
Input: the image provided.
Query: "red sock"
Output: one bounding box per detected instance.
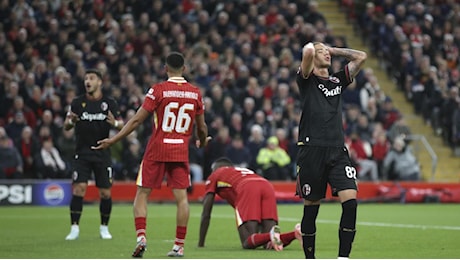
[175,226,187,246]
[280,231,296,246]
[135,217,146,238]
[245,233,270,249]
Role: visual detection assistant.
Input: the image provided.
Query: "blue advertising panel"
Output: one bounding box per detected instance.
[33,181,72,206]
[0,180,72,206]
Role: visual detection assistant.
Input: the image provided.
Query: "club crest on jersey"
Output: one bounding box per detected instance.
[101,101,108,111]
[329,76,340,83]
[82,102,86,108]
[146,88,155,100]
[303,184,311,196]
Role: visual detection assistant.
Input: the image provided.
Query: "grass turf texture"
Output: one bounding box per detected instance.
[0,203,459,259]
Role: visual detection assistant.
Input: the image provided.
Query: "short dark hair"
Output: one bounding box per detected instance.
[166,52,185,70]
[85,68,103,80]
[211,157,233,172]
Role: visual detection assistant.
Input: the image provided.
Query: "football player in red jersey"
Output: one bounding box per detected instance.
[93,52,209,258]
[198,157,302,251]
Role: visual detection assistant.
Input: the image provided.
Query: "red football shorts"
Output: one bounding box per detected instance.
[234,179,278,226]
[136,160,191,189]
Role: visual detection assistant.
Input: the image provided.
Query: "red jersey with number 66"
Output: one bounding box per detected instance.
[142,77,204,162]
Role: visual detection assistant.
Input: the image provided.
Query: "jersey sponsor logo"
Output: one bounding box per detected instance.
[302,184,311,196]
[317,84,342,97]
[217,181,232,188]
[80,111,107,121]
[100,101,108,111]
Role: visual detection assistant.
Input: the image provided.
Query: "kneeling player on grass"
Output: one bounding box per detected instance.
[198,157,302,251]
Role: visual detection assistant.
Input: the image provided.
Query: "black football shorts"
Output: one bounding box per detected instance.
[296,145,357,200]
[71,155,113,188]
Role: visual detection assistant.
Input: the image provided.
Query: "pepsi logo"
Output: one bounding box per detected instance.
[43,184,65,205]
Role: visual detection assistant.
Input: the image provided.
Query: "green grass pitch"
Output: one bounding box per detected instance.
[0,202,459,259]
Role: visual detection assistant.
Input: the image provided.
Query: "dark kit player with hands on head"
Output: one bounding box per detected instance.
[93,52,210,258]
[64,68,124,240]
[295,42,367,259]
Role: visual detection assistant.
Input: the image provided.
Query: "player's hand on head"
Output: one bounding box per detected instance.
[91,138,112,150]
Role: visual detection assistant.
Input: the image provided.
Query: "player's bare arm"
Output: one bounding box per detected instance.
[106,110,124,130]
[300,42,315,78]
[195,114,210,148]
[329,47,367,78]
[92,107,150,150]
[198,192,216,247]
[64,111,79,130]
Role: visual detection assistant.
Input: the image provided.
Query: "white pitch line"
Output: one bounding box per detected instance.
[200,214,460,231]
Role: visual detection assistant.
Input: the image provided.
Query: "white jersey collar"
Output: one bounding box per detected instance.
[167,77,187,83]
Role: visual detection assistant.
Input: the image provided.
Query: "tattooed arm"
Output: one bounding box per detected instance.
[329,47,367,78]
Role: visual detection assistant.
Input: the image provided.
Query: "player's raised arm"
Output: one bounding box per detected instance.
[328,47,367,78]
[64,110,79,130]
[198,192,216,247]
[92,107,150,150]
[300,42,315,78]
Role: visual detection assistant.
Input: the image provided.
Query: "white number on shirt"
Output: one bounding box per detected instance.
[162,102,194,133]
[234,167,255,176]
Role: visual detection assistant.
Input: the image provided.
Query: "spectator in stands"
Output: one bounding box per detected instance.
[377,96,401,130]
[1,0,435,181]
[382,136,421,181]
[359,75,382,113]
[355,113,374,144]
[249,110,272,138]
[256,136,291,181]
[246,124,266,173]
[35,110,60,142]
[35,136,67,179]
[189,137,204,183]
[121,139,143,181]
[225,135,252,169]
[371,130,391,179]
[204,125,231,179]
[55,127,75,173]
[452,101,460,155]
[228,112,247,141]
[440,86,459,148]
[344,104,361,136]
[387,117,412,144]
[346,131,379,182]
[0,132,23,179]
[14,126,40,179]
[5,111,28,142]
[6,96,37,129]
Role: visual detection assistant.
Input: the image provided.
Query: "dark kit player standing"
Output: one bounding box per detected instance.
[64,68,124,240]
[295,42,367,259]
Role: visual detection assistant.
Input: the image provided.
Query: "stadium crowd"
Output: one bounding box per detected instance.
[1,0,456,183]
[343,0,460,152]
